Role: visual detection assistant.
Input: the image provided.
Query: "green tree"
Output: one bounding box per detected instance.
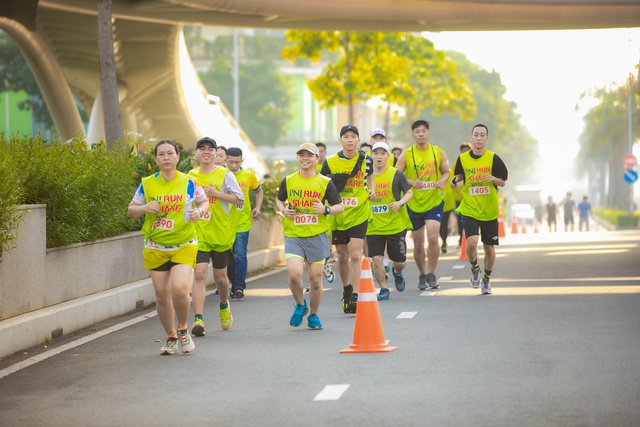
[280,31,475,132]
[186,29,292,147]
[0,31,54,132]
[418,51,538,185]
[578,66,640,210]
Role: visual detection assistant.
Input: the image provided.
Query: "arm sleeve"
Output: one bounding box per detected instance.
[131,183,145,204]
[365,155,374,178]
[276,178,288,201]
[492,154,508,181]
[323,181,343,206]
[223,172,245,200]
[453,157,463,179]
[319,160,330,176]
[391,170,412,201]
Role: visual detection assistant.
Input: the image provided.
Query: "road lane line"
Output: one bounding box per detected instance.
[314,384,350,401]
[396,312,417,319]
[439,276,453,281]
[0,312,157,380]
[420,290,437,296]
[452,265,465,269]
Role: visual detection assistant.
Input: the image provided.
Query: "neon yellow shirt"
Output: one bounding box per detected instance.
[189,166,235,252]
[282,172,332,238]
[326,152,370,230]
[230,168,260,233]
[456,150,500,221]
[403,144,444,213]
[367,167,412,235]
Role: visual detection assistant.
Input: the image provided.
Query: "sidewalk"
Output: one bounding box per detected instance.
[0,245,283,360]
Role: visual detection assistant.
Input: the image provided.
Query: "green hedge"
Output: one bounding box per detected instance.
[1,133,142,249]
[594,207,639,229]
[0,137,24,253]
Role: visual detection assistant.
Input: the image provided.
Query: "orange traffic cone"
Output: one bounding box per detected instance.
[340,258,397,354]
[458,231,468,261]
[498,214,506,238]
[533,219,540,233]
[520,218,527,234]
[510,215,518,234]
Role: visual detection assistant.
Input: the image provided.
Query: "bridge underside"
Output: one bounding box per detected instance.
[0,0,639,161]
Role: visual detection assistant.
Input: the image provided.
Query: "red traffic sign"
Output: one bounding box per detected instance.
[624,153,637,169]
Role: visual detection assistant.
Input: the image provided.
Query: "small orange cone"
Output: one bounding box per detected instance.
[458,231,468,261]
[533,219,540,233]
[340,258,397,354]
[510,215,518,234]
[498,214,506,238]
[521,218,527,234]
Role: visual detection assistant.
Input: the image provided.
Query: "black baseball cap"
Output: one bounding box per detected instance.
[340,125,359,137]
[196,137,217,149]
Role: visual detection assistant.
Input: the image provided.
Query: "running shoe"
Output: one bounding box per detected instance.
[392,268,405,292]
[470,267,481,288]
[290,299,308,327]
[234,289,244,300]
[342,286,353,313]
[220,305,233,330]
[229,290,235,299]
[323,263,335,283]
[177,329,195,353]
[417,274,428,290]
[441,243,447,253]
[426,273,439,289]
[481,277,492,295]
[345,293,358,314]
[160,337,179,355]
[191,318,205,337]
[377,288,390,301]
[307,314,323,330]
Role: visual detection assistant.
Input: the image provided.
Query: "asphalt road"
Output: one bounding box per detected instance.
[1,227,639,427]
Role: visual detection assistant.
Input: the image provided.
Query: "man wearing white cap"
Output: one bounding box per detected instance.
[367,141,413,300]
[277,143,344,329]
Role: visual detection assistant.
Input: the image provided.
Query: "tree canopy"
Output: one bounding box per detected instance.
[281,31,475,129]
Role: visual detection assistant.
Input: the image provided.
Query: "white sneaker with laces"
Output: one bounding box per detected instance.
[470,267,481,288]
[481,278,492,295]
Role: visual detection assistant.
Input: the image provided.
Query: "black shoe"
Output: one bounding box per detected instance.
[441,243,447,253]
[342,288,352,313]
[345,293,358,314]
[229,289,235,299]
[234,289,244,300]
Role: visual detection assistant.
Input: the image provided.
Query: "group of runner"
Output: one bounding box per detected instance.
[128,120,508,354]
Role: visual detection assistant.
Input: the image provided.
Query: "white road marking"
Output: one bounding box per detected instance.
[0,312,157,380]
[420,290,437,297]
[452,265,466,270]
[439,276,453,281]
[314,384,350,401]
[396,311,417,319]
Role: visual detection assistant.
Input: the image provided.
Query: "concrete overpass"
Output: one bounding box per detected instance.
[1,0,639,172]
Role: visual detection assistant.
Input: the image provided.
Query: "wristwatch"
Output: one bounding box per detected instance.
[324,206,331,215]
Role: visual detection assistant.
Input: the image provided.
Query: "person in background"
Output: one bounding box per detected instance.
[214,146,228,167]
[128,139,209,355]
[391,147,403,162]
[226,147,264,300]
[451,124,508,296]
[369,128,394,274]
[578,195,592,231]
[560,192,575,232]
[189,137,244,337]
[546,195,557,232]
[395,119,450,291]
[315,142,328,172]
[366,141,413,300]
[276,143,344,330]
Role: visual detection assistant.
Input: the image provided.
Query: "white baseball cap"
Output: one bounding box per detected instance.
[371,141,390,153]
[371,128,386,138]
